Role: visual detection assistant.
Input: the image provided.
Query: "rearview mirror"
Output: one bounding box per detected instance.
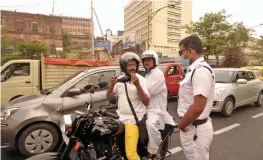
[108,93,117,104]
[237,79,247,84]
[67,88,82,96]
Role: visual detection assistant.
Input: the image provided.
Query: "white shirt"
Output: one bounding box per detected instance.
[145,68,167,114]
[177,57,215,119]
[145,68,176,127]
[113,73,149,124]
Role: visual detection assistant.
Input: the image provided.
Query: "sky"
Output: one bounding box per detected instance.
[0,0,262,38]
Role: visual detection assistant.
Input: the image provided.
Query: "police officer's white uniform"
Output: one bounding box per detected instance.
[178,57,215,160]
[142,50,175,155]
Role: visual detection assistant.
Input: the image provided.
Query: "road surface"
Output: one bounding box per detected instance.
[1,99,263,160]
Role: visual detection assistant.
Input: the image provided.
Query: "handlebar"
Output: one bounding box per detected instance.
[100,108,119,119]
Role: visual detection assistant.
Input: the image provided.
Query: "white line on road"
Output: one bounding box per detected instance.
[214,123,240,135]
[166,146,182,157]
[252,112,263,119]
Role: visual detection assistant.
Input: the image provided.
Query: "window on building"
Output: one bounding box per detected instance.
[16,21,24,32]
[31,22,38,32]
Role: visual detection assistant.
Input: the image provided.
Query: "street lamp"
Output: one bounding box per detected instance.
[248,23,263,29]
[147,4,177,49]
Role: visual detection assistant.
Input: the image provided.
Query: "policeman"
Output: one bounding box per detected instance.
[106,52,150,160]
[177,35,215,160]
[141,50,175,160]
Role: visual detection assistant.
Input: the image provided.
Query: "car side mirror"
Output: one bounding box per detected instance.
[1,75,6,82]
[67,88,82,97]
[237,79,247,84]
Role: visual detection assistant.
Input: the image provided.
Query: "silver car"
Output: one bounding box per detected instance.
[213,68,263,116]
[1,66,122,157]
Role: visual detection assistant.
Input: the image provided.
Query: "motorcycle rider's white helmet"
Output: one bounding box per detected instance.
[141,50,159,66]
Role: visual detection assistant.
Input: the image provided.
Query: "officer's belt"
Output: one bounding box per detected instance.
[179,117,208,126]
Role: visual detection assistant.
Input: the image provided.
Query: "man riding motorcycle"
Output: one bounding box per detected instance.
[141,50,176,160]
[106,52,150,160]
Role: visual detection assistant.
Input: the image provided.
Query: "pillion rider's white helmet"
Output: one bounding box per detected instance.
[141,50,159,66]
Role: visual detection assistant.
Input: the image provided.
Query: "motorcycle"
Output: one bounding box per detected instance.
[27,81,178,160]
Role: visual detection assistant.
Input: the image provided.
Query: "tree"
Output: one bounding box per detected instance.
[62,32,72,52]
[17,41,49,59]
[223,22,251,66]
[255,36,263,65]
[1,27,14,54]
[222,51,248,67]
[183,10,231,66]
[225,22,251,53]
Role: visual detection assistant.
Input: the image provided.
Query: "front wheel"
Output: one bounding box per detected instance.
[254,92,263,107]
[221,97,235,117]
[18,123,60,157]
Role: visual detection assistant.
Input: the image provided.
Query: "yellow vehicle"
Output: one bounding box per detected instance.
[241,66,263,80]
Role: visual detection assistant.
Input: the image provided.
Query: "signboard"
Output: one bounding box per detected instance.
[123,31,135,49]
[94,41,111,51]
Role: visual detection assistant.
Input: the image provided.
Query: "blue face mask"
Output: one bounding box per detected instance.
[180,56,190,66]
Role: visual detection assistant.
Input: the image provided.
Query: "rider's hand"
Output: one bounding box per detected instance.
[131,73,140,87]
[110,77,117,87]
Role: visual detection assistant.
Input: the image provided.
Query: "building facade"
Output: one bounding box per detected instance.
[0,10,62,53]
[61,16,92,52]
[124,0,192,57]
[61,16,92,36]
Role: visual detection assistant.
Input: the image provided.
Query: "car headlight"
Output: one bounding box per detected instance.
[1,108,19,122]
[60,114,74,134]
[214,88,226,97]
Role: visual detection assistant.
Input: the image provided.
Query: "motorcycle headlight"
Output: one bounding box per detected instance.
[60,114,73,134]
[214,88,226,97]
[1,108,19,122]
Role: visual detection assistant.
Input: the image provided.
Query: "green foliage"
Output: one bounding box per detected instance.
[62,32,72,52]
[17,41,49,59]
[183,10,250,67]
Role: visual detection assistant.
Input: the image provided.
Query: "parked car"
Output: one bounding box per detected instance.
[241,66,263,80]
[1,66,121,157]
[212,68,263,116]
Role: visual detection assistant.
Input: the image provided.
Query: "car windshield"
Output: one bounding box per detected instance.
[214,70,234,83]
[158,65,166,72]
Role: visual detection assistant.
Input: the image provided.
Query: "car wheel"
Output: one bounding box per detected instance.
[18,123,60,157]
[254,92,263,107]
[221,97,234,117]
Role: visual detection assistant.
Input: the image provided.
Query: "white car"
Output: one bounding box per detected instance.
[213,68,263,116]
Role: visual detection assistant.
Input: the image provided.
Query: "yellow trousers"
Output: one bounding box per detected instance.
[125,124,140,160]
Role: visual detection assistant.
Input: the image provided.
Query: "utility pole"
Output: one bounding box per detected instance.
[93,7,113,61]
[51,0,57,57]
[91,0,95,60]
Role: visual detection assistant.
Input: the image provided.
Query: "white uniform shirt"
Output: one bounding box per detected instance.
[177,57,215,120]
[145,68,176,127]
[113,73,149,124]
